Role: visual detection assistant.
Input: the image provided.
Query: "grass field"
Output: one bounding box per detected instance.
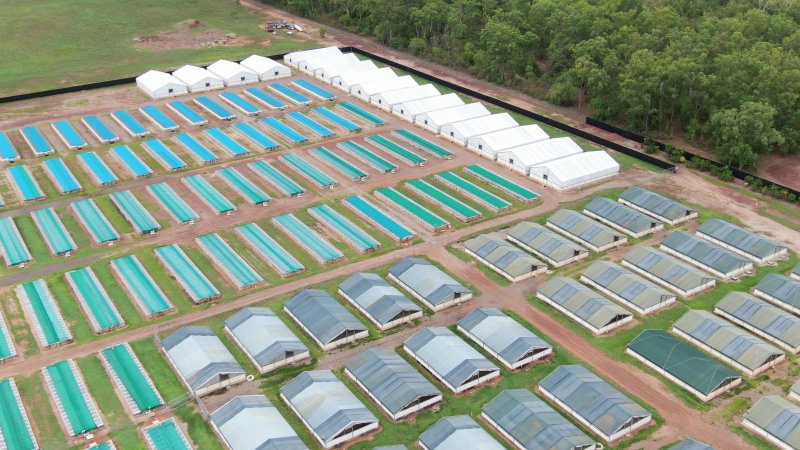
[0,0,317,95]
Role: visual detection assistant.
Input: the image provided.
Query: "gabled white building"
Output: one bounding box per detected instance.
[351,75,418,101]
[284,47,343,71]
[207,60,259,86]
[370,84,441,111]
[414,102,491,133]
[136,70,188,99]
[393,93,465,122]
[466,124,550,159]
[315,54,377,82]
[438,113,519,145]
[529,151,620,191]
[330,67,397,92]
[496,137,583,175]
[172,65,224,92]
[240,55,291,80]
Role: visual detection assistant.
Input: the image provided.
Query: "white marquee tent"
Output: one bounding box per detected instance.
[330,67,398,92]
[438,112,519,145]
[172,65,224,92]
[351,75,419,101]
[393,92,465,122]
[496,137,584,175]
[240,55,292,80]
[466,124,550,159]
[207,60,259,86]
[136,70,188,99]
[528,151,620,191]
[414,102,491,133]
[370,84,441,111]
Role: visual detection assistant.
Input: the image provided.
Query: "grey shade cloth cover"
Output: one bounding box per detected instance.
[161,326,244,392]
[458,308,551,365]
[210,395,307,450]
[225,307,309,368]
[284,289,367,345]
[388,257,470,307]
[506,222,588,264]
[418,415,504,450]
[618,186,696,222]
[339,273,421,325]
[404,327,498,389]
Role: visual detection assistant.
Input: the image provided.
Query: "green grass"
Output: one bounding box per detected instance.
[15,373,64,449]
[76,355,132,432]
[1,291,37,357]
[446,245,512,287]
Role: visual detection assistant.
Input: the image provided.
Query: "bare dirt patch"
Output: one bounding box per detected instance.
[134,21,254,52]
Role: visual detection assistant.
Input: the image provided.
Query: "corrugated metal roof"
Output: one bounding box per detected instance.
[482,389,594,450]
[345,348,440,415]
[623,246,714,292]
[418,416,504,450]
[464,234,545,278]
[618,187,695,222]
[538,365,650,437]
[715,292,800,349]
[547,209,626,248]
[280,370,377,444]
[754,274,800,309]
[744,396,800,448]
[338,273,421,326]
[210,395,306,450]
[389,258,470,307]
[458,308,551,366]
[161,326,244,392]
[584,197,662,234]
[537,277,632,330]
[697,219,785,260]
[225,308,308,368]
[792,263,800,278]
[791,380,800,398]
[506,222,588,264]
[669,438,715,450]
[404,327,498,389]
[581,261,675,312]
[673,310,784,371]
[284,290,367,346]
[661,231,751,275]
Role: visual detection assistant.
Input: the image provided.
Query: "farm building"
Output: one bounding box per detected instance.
[393,93,465,122]
[792,263,800,281]
[284,47,344,68]
[496,137,583,175]
[142,418,192,450]
[753,274,800,315]
[338,272,422,330]
[669,439,714,450]
[583,197,664,238]
[463,234,547,282]
[331,67,397,92]
[528,151,620,191]
[419,416,505,450]
[280,370,379,448]
[370,84,441,111]
[660,231,753,279]
[465,124,550,160]
[546,209,628,252]
[0,378,38,450]
[457,308,552,369]
[414,103,491,133]
[742,396,800,450]
[506,222,589,267]
[696,218,788,265]
[206,59,258,86]
[351,75,418,101]
[791,380,800,403]
[481,389,596,450]
[210,395,305,450]
[224,307,310,373]
[171,65,224,92]
[672,310,785,376]
[538,365,652,443]
[617,186,697,225]
[314,55,377,82]
[239,54,291,80]
[136,70,188,98]
[344,348,443,420]
[404,327,500,393]
[626,329,742,402]
[622,246,716,297]
[438,113,519,146]
[284,289,368,350]
[160,326,246,396]
[536,276,633,335]
[714,292,800,354]
[580,260,677,315]
[388,257,472,311]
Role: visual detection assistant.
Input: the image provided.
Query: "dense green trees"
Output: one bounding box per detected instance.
[270,0,799,169]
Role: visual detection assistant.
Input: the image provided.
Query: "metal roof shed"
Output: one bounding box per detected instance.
[419,416,504,450]
[660,231,753,279]
[224,307,310,373]
[344,348,442,420]
[672,310,785,376]
[791,380,800,403]
[506,222,589,267]
[580,260,677,315]
[466,124,550,160]
[280,370,379,449]
[370,84,441,111]
[792,263,800,281]
[338,273,422,331]
[546,209,628,252]
[537,364,652,443]
[239,55,291,80]
[528,151,620,191]
[617,186,697,226]
[393,93,465,122]
[457,308,552,369]
[283,289,368,351]
[171,65,224,92]
[388,257,472,311]
[696,218,788,265]
[136,70,188,99]
[210,395,306,450]
[536,277,633,335]
[497,137,583,175]
[621,246,716,297]
[714,292,800,354]
[463,234,547,282]
[626,329,742,402]
[207,60,259,86]
[583,197,664,238]
[414,103,491,133]
[753,274,800,315]
[742,395,800,450]
[669,439,715,450]
[330,67,397,92]
[439,113,519,146]
[481,389,597,450]
[404,327,500,393]
[161,326,246,396]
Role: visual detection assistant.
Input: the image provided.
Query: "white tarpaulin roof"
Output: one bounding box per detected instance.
[240,55,289,75]
[136,70,186,91]
[468,124,549,151]
[207,60,256,80]
[440,113,518,139]
[172,65,222,86]
[354,75,418,97]
[334,67,397,87]
[420,103,490,128]
[397,93,464,116]
[530,151,620,187]
[499,137,583,166]
[376,84,441,106]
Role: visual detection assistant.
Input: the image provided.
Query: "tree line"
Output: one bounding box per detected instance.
[268,0,799,170]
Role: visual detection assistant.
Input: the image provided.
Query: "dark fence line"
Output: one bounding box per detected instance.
[587,117,800,198]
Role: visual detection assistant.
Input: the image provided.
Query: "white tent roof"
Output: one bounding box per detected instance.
[172,65,222,85]
[334,67,397,86]
[136,70,186,90]
[312,54,376,79]
[498,137,584,166]
[442,112,518,138]
[377,84,441,105]
[354,75,418,97]
[207,60,256,80]
[240,55,288,74]
[469,124,549,150]
[531,151,619,183]
[422,103,491,127]
[285,47,343,64]
[398,93,465,116]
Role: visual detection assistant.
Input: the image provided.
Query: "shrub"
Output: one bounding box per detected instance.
[644,138,659,154]
[718,166,733,182]
[788,193,797,203]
